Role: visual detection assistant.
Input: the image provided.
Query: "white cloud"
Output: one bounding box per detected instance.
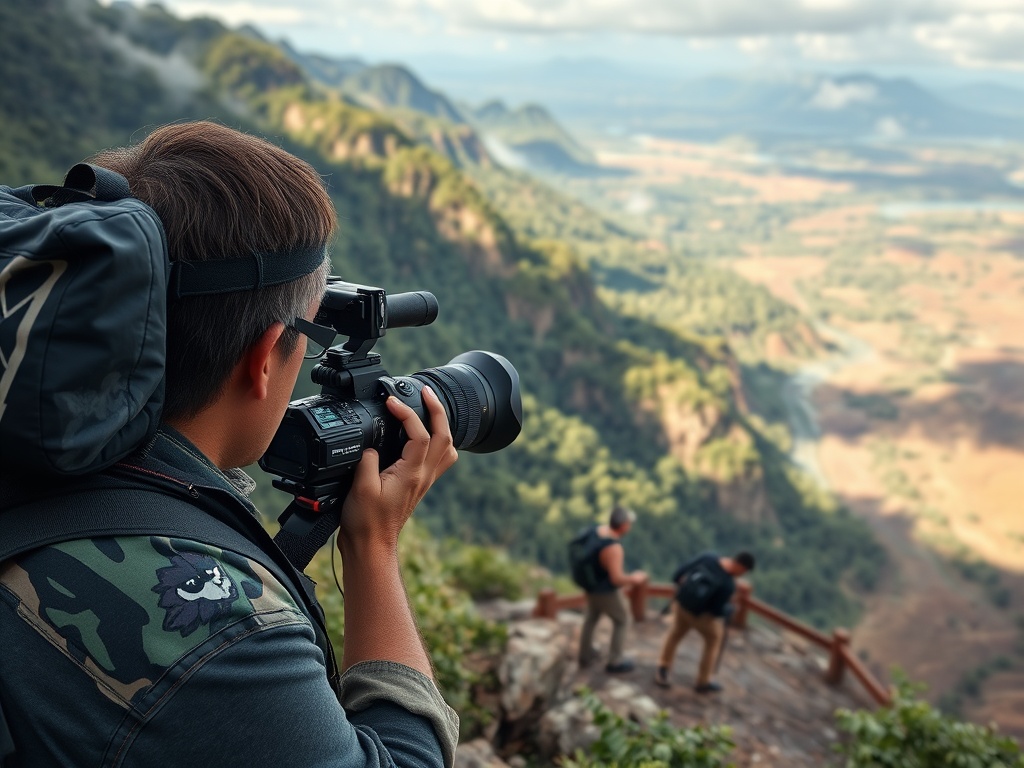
[372,0,1018,37]
[171,1,310,26]
[915,13,1024,69]
[794,32,862,60]
[376,0,1024,69]
[481,135,529,169]
[738,36,774,54]
[808,79,878,109]
[625,190,654,214]
[132,0,1024,71]
[874,116,907,138]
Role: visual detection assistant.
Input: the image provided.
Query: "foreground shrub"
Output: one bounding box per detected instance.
[559,689,735,768]
[835,674,1024,767]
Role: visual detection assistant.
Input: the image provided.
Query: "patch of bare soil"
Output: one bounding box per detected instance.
[730,252,1024,737]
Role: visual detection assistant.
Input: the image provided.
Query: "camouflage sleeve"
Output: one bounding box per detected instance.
[2,536,451,767]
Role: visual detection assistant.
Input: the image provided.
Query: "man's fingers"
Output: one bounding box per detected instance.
[350,447,381,496]
[386,396,431,465]
[421,386,450,437]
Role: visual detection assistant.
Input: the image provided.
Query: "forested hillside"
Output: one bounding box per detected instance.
[0,0,883,629]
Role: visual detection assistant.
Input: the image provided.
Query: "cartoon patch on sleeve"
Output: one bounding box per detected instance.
[153,551,238,637]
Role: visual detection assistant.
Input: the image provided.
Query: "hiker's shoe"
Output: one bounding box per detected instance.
[654,666,671,688]
[694,681,723,694]
[605,658,636,674]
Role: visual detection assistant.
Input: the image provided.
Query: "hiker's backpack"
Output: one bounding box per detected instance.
[675,560,726,614]
[568,526,607,591]
[0,162,324,478]
[0,164,169,476]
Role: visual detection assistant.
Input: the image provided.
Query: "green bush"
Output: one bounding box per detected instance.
[307,522,507,739]
[445,543,541,601]
[559,689,735,768]
[834,674,1024,767]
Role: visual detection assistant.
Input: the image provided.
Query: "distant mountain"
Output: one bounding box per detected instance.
[470,100,598,175]
[421,59,1024,144]
[341,64,466,124]
[940,81,1024,119]
[279,40,367,88]
[656,72,1024,141]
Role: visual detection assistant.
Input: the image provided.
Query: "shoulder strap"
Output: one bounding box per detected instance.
[0,486,276,565]
[0,483,340,692]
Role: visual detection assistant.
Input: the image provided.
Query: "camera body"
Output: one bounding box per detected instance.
[259,278,522,568]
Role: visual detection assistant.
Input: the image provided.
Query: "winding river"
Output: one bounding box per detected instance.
[781,322,876,488]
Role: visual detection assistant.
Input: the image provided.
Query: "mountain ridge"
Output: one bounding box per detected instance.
[1,0,884,635]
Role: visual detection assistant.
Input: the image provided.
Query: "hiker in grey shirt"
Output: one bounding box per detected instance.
[576,506,647,673]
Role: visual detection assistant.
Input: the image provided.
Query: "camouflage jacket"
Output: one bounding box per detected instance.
[0,427,459,768]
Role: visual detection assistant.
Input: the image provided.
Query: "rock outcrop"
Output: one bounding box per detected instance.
[456,605,876,767]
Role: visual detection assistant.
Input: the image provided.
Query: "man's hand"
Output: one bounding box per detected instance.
[339,386,458,551]
[335,385,458,678]
[630,570,648,586]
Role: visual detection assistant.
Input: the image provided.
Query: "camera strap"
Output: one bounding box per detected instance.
[274,495,347,572]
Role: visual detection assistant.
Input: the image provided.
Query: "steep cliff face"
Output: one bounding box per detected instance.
[654,396,774,525]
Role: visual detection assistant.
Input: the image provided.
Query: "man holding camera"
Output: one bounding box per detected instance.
[0,123,459,766]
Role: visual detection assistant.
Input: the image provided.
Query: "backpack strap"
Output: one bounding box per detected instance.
[0,483,340,692]
[30,163,131,207]
[0,487,236,561]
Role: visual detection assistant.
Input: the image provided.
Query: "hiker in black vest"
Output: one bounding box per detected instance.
[654,551,755,693]
[573,506,647,673]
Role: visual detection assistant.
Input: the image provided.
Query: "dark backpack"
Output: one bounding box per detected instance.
[568,526,605,591]
[675,560,726,614]
[0,163,325,479]
[0,164,169,476]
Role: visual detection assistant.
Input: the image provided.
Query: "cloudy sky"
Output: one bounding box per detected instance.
[130,0,1024,85]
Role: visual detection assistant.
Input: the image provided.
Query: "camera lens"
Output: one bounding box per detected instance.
[411,351,522,453]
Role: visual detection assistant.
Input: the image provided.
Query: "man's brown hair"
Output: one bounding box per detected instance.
[91,121,336,420]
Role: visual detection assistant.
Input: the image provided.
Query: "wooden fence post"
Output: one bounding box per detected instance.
[733,581,752,630]
[825,628,850,685]
[629,576,649,622]
[534,588,558,619]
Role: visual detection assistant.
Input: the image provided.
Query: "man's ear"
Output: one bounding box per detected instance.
[242,322,287,401]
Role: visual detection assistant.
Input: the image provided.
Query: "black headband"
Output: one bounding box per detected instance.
[169,245,327,299]
[36,163,328,301]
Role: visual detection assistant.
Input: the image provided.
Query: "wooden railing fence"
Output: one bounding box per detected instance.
[533,579,892,707]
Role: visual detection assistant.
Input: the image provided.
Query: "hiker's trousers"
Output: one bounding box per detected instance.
[579,590,630,665]
[658,602,725,686]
